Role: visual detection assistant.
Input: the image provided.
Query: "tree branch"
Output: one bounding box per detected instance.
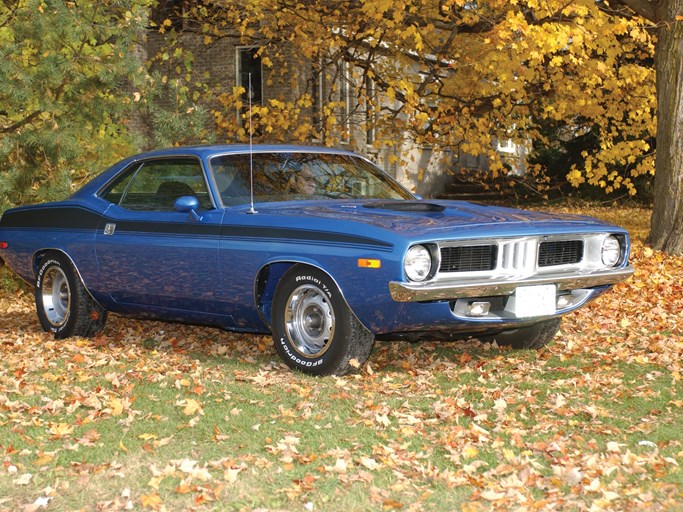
[0,111,43,134]
[0,0,20,30]
[605,0,658,22]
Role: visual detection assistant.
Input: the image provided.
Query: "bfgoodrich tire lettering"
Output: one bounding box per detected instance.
[271,265,374,376]
[35,253,107,339]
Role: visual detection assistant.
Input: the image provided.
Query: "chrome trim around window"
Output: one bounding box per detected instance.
[388,264,634,303]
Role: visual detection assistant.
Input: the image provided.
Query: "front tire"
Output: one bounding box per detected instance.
[35,253,107,339]
[271,265,374,376]
[480,317,561,349]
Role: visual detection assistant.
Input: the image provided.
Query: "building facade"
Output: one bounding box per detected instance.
[143,2,527,199]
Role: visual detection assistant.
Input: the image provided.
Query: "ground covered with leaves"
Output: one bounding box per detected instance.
[0,206,681,511]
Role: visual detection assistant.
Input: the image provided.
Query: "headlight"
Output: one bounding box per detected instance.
[405,245,432,282]
[601,235,621,266]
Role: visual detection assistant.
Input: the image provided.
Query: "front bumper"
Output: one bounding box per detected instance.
[388,264,634,302]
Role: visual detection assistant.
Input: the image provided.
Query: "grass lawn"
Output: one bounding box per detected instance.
[0,205,681,511]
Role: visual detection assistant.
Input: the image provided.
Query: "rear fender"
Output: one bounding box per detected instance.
[32,249,105,309]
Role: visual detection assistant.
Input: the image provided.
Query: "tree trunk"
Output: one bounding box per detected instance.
[648,0,683,254]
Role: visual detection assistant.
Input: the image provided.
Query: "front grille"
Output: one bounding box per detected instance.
[538,240,584,267]
[440,245,497,272]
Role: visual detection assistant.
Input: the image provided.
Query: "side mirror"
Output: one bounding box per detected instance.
[174,196,202,221]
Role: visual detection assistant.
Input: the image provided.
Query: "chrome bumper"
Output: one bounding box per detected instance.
[388,265,635,303]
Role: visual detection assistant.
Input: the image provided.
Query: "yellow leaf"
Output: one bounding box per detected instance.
[49,423,74,438]
[110,397,123,416]
[182,398,202,415]
[148,476,163,490]
[140,493,163,509]
[462,445,479,458]
[35,453,54,466]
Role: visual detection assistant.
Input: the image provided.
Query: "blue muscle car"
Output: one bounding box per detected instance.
[0,145,634,375]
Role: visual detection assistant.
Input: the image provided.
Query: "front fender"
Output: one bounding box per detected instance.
[253,246,406,334]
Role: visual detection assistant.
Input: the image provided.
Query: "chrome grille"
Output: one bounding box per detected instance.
[538,240,584,267]
[500,239,536,273]
[440,245,497,272]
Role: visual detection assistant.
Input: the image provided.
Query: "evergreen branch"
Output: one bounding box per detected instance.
[0,111,43,134]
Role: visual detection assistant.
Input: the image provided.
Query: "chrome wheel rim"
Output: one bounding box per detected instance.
[42,266,70,327]
[284,284,335,357]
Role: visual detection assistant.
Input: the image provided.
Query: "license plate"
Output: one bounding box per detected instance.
[513,285,556,318]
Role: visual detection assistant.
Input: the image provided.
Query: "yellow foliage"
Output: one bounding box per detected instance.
[172,0,658,194]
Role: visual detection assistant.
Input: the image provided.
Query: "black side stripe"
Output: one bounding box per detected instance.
[2,206,393,250]
[1,206,102,229]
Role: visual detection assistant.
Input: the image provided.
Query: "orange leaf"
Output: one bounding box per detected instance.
[140,493,163,509]
[383,499,404,510]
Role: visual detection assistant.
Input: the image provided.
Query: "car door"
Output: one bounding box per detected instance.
[94,157,230,321]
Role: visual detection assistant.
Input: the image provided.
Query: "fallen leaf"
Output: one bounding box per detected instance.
[140,493,163,509]
[13,473,32,485]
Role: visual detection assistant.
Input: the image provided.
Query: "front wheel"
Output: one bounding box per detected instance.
[35,253,107,339]
[480,317,561,349]
[271,266,374,376]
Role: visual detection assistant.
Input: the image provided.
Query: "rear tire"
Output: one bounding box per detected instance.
[271,265,374,375]
[35,253,107,339]
[480,317,561,349]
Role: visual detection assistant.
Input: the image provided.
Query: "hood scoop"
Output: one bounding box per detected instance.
[363,201,445,213]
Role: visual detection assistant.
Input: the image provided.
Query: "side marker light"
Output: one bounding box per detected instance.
[358,258,381,269]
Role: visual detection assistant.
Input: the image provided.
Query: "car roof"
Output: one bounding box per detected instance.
[71,144,366,199]
[131,144,359,160]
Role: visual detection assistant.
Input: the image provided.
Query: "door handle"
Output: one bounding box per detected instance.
[104,223,116,236]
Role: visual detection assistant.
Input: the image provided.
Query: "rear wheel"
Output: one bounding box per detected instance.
[35,253,107,339]
[271,266,374,375]
[480,317,561,349]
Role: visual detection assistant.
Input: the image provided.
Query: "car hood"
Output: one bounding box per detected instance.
[247,200,619,239]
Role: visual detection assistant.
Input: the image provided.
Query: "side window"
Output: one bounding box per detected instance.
[101,158,212,211]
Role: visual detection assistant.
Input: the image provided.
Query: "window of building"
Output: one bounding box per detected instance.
[236,47,262,126]
[496,137,517,154]
[337,61,351,143]
[311,65,323,135]
[365,75,376,146]
[311,60,352,143]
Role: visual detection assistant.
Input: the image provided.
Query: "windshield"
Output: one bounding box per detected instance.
[209,152,413,206]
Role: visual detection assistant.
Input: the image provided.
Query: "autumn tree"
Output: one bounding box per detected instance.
[0,0,151,210]
[612,0,683,254]
[160,2,667,225]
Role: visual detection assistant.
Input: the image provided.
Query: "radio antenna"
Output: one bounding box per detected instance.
[247,72,257,214]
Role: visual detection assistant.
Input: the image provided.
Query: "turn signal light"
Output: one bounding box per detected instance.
[358,258,381,269]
